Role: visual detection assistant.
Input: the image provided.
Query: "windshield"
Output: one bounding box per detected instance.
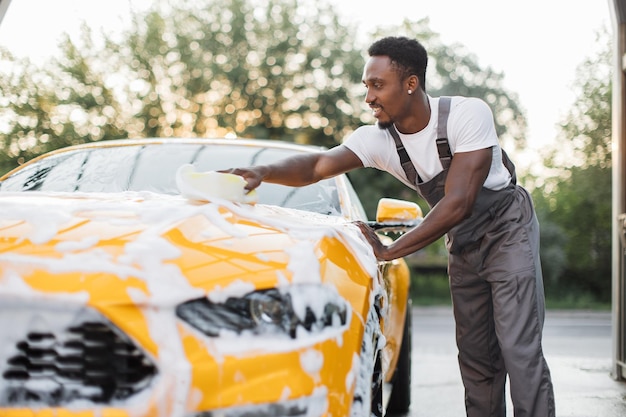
[0,142,345,216]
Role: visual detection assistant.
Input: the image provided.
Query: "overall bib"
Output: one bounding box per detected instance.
[389,97,555,417]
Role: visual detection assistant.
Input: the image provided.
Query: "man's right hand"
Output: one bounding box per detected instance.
[220,166,268,193]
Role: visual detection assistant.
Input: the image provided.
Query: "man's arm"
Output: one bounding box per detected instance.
[357,147,492,261]
[226,144,364,192]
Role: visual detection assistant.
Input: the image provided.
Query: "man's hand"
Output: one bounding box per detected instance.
[220,166,267,193]
[354,221,390,261]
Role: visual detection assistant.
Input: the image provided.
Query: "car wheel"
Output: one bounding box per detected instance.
[386,299,412,414]
[371,349,384,417]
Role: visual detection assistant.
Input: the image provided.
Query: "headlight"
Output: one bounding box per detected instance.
[248,291,290,326]
[176,286,348,339]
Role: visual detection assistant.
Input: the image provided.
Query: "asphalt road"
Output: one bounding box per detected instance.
[397,306,626,417]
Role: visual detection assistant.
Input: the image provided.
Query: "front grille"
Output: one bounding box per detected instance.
[1,318,157,406]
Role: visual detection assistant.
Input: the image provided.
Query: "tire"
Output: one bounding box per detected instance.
[371,350,384,417]
[386,299,412,414]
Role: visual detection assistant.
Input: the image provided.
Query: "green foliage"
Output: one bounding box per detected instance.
[409,270,452,306]
[0,27,129,174]
[531,26,613,303]
[117,0,366,145]
[0,0,366,174]
[0,4,528,177]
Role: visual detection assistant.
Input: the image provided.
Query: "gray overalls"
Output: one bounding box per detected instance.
[389,97,555,417]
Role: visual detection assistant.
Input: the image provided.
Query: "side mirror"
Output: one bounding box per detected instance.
[368,198,423,233]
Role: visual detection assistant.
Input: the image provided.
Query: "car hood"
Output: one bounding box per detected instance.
[0,191,377,307]
[0,191,385,415]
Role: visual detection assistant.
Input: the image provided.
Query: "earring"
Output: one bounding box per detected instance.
[408,90,413,95]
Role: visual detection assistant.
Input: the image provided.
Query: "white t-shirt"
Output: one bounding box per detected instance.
[343,96,512,191]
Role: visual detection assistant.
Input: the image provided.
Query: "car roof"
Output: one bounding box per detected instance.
[0,138,328,181]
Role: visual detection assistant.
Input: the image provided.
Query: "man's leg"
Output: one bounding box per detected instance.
[450,248,507,417]
[484,187,555,417]
[490,267,554,417]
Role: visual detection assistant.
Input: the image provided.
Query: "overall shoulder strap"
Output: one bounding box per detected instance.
[389,96,454,185]
[438,96,517,184]
[501,149,517,185]
[388,125,421,185]
[436,96,453,169]
[392,95,518,187]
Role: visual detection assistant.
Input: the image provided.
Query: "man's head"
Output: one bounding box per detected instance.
[363,37,429,130]
[367,36,428,93]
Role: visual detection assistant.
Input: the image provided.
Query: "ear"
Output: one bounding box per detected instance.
[406,75,419,93]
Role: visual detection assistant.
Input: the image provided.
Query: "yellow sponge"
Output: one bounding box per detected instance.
[176,164,258,204]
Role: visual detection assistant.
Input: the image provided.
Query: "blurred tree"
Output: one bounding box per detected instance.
[0,29,129,172]
[0,3,526,182]
[530,27,612,302]
[0,0,366,174]
[116,0,366,146]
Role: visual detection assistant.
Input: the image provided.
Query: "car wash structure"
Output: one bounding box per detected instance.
[611,0,626,383]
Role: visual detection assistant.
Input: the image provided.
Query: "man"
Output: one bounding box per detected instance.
[227,36,555,417]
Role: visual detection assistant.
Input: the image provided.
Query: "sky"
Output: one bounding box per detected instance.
[336,0,613,165]
[0,0,614,171]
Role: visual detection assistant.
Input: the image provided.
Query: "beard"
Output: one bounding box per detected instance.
[376,120,393,130]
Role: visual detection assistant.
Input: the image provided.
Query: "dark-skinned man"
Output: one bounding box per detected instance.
[226,36,555,417]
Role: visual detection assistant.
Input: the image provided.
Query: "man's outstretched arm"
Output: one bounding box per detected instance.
[225,144,364,192]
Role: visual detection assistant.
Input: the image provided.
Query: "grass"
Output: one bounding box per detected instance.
[410,270,451,306]
[544,292,611,310]
[409,268,611,311]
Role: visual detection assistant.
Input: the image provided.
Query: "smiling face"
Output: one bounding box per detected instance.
[362,55,407,129]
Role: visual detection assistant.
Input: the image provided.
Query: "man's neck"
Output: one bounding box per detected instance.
[395,92,431,134]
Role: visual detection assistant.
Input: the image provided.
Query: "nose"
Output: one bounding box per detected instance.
[364,88,375,104]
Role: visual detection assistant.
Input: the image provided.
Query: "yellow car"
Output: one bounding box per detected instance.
[0,138,421,417]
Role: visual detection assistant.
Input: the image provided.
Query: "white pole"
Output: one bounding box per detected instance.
[610,0,626,382]
[0,0,12,28]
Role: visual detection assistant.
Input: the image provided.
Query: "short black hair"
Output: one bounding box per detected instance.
[367,36,428,92]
